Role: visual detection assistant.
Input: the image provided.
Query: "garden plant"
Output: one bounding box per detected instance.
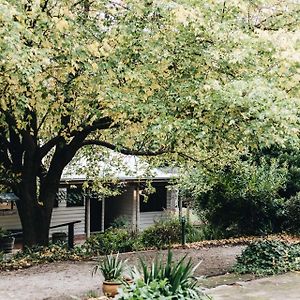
[117,249,210,300]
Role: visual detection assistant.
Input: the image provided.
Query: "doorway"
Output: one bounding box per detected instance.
[90,197,103,233]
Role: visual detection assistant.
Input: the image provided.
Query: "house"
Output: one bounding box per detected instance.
[0,155,178,238]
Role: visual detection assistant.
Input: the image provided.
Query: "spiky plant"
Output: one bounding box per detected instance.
[92,253,126,282]
[139,249,201,294]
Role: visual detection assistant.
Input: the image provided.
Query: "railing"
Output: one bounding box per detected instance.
[6,220,81,249]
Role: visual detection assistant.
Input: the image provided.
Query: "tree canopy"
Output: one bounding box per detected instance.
[0,0,299,246]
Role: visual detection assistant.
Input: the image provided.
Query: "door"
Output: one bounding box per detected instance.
[90,197,103,232]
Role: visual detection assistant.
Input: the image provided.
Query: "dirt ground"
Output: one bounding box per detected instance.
[0,245,244,300]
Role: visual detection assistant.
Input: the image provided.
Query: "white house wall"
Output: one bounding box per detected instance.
[0,208,85,236]
[0,189,85,237]
[139,211,165,230]
[0,184,178,237]
[49,188,85,236]
[49,206,85,236]
[138,186,178,230]
[0,211,21,231]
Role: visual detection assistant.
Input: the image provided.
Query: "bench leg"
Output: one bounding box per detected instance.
[68,224,74,249]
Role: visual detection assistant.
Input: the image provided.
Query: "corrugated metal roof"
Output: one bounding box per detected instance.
[61,153,177,182]
[0,193,19,202]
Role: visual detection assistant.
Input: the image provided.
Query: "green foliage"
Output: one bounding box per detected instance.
[86,290,98,299]
[0,0,300,247]
[140,249,199,293]
[197,225,226,241]
[84,228,139,255]
[109,216,131,230]
[117,279,175,300]
[186,226,207,243]
[195,160,288,236]
[117,278,211,300]
[234,240,300,275]
[118,250,209,300]
[0,243,88,270]
[283,193,300,234]
[0,227,8,238]
[85,221,205,254]
[140,218,182,249]
[140,217,204,249]
[0,251,4,261]
[92,253,125,282]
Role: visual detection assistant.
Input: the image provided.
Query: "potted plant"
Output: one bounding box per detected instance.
[92,253,130,297]
[0,227,15,253]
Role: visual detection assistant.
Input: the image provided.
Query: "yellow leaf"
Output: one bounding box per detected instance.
[87,42,100,57]
[56,19,69,32]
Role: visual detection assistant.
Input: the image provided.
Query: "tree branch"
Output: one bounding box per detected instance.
[39,136,62,159]
[82,140,172,156]
[39,117,113,158]
[41,0,50,12]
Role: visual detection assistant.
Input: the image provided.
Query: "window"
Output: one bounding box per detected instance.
[66,187,84,207]
[140,184,167,212]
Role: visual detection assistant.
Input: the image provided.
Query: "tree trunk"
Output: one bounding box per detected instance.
[15,174,61,248]
[12,134,77,247]
[16,199,52,247]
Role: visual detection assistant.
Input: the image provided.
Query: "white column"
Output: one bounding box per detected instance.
[132,188,137,231]
[136,185,140,232]
[85,195,90,238]
[132,185,140,232]
[101,198,105,232]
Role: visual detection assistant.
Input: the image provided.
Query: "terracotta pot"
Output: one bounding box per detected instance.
[102,278,133,297]
[102,281,122,297]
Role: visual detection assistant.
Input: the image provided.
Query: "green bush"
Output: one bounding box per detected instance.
[117,250,210,300]
[84,228,140,255]
[196,160,287,237]
[0,227,8,238]
[140,218,181,249]
[117,278,210,300]
[0,243,88,270]
[140,217,204,249]
[283,193,300,234]
[109,215,131,229]
[117,279,174,299]
[233,240,300,275]
[92,253,126,281]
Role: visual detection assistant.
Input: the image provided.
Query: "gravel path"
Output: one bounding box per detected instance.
[0,245,245,300]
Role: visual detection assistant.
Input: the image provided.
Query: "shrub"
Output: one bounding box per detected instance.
[233,240,300,275]
[140,217,204,249]
[196,160,287,237]
[186,224,227,241]
[0,227,8,238]
[117,250,210,300]
[140,218,181,249]
[0,243,88,270]
[84,228,139,255]
[283,193,300,234]
[109,216,131,229]
[92,253,126,282]
[117,279,174,299]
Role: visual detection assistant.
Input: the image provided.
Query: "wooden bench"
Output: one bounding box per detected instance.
[6,220,81,249]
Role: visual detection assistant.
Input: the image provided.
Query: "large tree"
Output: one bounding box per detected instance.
[0,0,299,246]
